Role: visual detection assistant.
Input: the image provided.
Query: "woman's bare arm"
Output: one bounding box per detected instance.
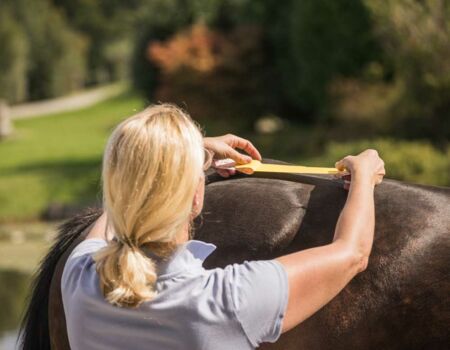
[276,150,385,334]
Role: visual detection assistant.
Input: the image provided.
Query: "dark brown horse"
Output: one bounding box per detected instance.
[19,159,450,349]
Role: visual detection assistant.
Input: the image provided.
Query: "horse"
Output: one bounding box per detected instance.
[19,159,450,350]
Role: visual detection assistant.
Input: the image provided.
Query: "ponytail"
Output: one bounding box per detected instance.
[95,103,204,308]
[95,239,158,308]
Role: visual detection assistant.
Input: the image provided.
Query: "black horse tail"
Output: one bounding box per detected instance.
[18,207,101,350]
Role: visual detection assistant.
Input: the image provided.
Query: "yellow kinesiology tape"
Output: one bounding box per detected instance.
[234,160,340,175]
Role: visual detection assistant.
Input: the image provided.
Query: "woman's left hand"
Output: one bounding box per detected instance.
[203,134,262,178]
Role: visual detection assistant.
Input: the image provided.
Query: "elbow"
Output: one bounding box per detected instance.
[356,254,369,273]
[340,245,369,275]
[334,241,371,275]
[351,250,369,274]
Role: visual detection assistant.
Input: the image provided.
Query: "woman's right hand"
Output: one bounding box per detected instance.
[335,149,386,188]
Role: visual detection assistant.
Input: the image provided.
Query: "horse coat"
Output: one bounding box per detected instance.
[20,159,450,349]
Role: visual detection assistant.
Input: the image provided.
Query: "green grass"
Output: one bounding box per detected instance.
[0,91,145,222]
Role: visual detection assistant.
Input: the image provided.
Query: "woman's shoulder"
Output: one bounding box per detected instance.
[61,239,107,291]
[69,238,108,259]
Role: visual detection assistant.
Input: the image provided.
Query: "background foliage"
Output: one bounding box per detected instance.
[0,0,449,221]
[0,2,448,341]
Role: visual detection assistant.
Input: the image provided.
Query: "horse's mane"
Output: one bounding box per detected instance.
[19,207,102,350]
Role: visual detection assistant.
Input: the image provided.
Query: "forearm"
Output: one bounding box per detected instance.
[276,240,366,332]
[333,174,375,266]
[278,149,384,334]
[276,176,376,333]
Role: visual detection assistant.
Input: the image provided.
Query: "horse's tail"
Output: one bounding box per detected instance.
[18,207,101,350]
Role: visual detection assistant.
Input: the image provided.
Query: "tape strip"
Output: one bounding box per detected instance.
[234,160,340,175]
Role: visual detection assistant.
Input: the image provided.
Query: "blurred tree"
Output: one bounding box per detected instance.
[1,0,87,100]
[330,0,450,145]
[0,11,28,103]
[266,0,379,120]
[365,0,450,145]
[130,0,195,99]
[51,0,186,85]
[104,39,133,81]
[51,0,136,84]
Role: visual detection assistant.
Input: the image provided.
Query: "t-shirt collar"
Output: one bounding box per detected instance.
[144,239,217,279]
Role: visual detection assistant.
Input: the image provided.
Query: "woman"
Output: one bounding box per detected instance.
[61,104,385,349]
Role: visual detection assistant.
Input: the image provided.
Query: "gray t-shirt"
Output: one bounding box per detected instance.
[61,238,289,350]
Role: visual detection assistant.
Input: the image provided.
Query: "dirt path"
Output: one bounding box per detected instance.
[10,82,126,120]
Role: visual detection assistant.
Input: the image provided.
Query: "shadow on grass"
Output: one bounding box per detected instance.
[2,157,103,219]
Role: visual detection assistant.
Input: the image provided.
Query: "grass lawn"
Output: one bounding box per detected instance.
[0,91,145,222]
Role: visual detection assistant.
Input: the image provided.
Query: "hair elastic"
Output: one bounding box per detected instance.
[113,235,135,249]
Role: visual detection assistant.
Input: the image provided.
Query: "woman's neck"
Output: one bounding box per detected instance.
[174,221,190,245]
[85,210,190,246]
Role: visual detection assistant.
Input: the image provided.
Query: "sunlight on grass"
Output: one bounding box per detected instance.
[0,92,144,222]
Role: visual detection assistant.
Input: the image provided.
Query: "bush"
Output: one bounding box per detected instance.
[147,23,272,128]
[306,139,450,186]
[130,0,271,100]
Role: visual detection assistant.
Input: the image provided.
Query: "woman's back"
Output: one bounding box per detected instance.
[62,238,288,350]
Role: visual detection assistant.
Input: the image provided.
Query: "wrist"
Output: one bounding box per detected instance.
[203,137,214,151]
[203,137,211,145]
[350,172,376,189]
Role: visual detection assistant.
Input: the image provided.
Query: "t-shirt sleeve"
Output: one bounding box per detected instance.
[68,238,107,260]
[62,239,107,288]
[224,259,289,348]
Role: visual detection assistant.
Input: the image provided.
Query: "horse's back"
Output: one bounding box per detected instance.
[196,173,450,349]
[20,165,449,350]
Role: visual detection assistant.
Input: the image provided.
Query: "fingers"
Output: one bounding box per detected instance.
[375,175,383,185]
[375,168,385,185]
[338,169,385,189]
[335,157,350,172]
[204,134,261,165]
[227,148,253,164]
[216,168,236,178]
[211,159,237,178]
[227,135,262,161]
[213,158,236,169]
[342,174,351,190]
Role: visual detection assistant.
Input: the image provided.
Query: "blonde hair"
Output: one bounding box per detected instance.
[94,104,204,308]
